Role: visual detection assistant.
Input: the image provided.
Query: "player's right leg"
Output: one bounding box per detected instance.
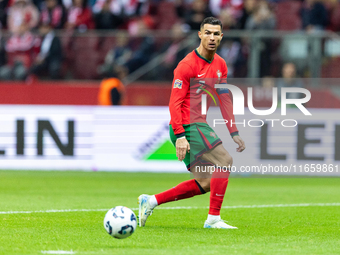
[138,123,220,227]
[138,124,200,227]
[138,161,213,227]
[137,170,207,227]
[138,194,155,227]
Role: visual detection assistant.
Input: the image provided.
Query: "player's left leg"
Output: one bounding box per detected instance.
[200,144,237,229]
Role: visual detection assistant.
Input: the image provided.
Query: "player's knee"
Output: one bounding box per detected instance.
[225,154,233,167]
[196,178,211,192]
[217,153,233,168]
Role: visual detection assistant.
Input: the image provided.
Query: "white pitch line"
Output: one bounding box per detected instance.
[0,208,109,214]
[1,203,340,215]
[41,251,75,254]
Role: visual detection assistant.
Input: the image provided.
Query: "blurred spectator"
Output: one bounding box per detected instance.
[65,0,95,31]
[40,0,67,29]
[98,19,156,79]
[185,0,213,30]
[245,0,276,30]
[0,0,10,28]
[62,0,72,9]
[32,0,43,10]
[217,39,243,77]
[98,77,125,105]
[0,30,6,67]
[7,0,40,34]
[92,0,148,29]
[236,0,257,29]
[97,32,132,77]
[92,0,124,29]
[124,20,155,73]
[329,1,340,31]
[128,15,155,35]
[262,76,275,88]
[0,24,40,80]
[277,62,303,99]
[219,8,237,30]
[209,0,243,17]
[28,23,62,79]
[246,0,276,77]
[93,0,148,17]
[300,0,328,32]
[156,22,188,80]
[174,0,187,20]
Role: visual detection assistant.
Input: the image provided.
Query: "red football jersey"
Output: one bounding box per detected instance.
[169,49,239,138]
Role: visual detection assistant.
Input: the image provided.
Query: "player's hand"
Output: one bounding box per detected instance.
[233,136,245,152]
[176,138,190,161]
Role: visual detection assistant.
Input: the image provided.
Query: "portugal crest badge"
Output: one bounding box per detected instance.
[217,70,222,83]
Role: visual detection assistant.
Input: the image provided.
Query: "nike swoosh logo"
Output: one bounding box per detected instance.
[197,73,205,77]
[216,194,224,197]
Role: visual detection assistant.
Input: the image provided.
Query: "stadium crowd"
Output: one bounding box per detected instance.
[0,0,339,80]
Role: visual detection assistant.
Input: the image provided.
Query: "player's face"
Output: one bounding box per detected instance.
[198,24,223,51]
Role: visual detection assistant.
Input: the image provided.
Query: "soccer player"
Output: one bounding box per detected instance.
[138,17,245,229]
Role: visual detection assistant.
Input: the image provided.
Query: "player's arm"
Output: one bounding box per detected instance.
[169,62,192,161]
[218,90,245,152]
[217,64,245,152]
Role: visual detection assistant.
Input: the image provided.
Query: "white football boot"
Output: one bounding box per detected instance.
[203,219,238,229]
[138,194,154,227]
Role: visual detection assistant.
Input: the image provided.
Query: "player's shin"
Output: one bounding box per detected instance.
[154,179,205,206]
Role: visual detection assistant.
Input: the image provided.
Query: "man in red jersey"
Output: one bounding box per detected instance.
[138,17,245,229]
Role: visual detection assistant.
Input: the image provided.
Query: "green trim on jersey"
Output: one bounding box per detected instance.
[195,49,214,64]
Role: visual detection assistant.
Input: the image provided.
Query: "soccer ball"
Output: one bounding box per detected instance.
[104,206,137,239]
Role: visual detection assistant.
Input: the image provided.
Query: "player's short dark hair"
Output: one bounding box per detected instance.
[200,17,223,31]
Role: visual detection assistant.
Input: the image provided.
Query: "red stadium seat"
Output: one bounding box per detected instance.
[321,57,340,78]
[99,37,116,56]
[73,52,101,79]
[330,3,340,31]
[73,35,100,50]
[275,0,302,30]
[155,1,179,30]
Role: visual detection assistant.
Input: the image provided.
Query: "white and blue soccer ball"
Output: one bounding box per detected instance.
[104,206,137,239]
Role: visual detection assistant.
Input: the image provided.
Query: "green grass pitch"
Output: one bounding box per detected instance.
[0,170,339,255]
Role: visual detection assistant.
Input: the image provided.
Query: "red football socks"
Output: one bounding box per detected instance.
[154,170,229,215]
[208,170,230,215]
[155,179,205,205]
